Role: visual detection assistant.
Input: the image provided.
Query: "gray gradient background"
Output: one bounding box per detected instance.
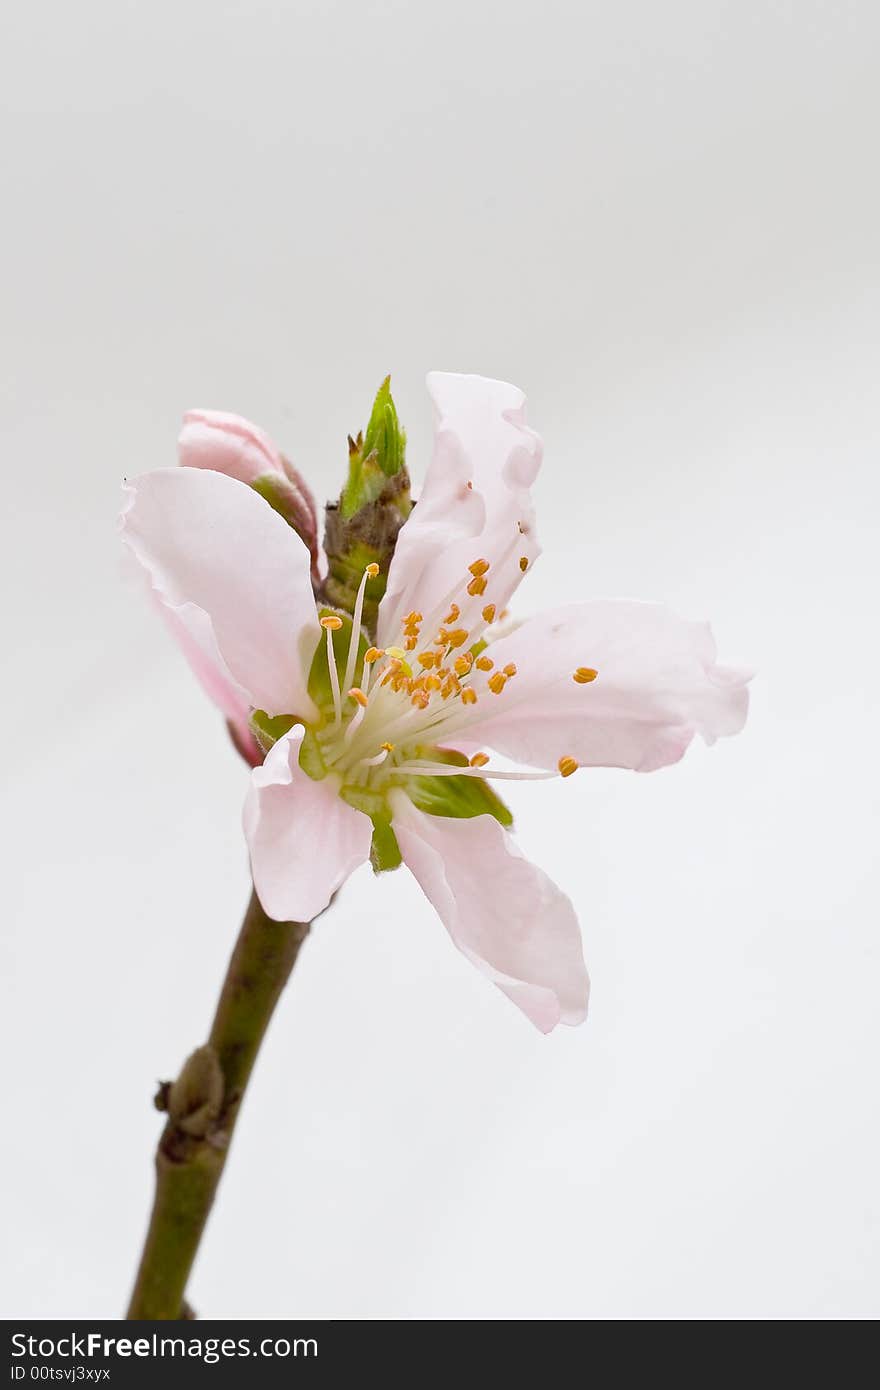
[2,1,877,1320]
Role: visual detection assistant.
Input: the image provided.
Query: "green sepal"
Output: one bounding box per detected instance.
[297,725,327,781]
[369,817,403,873]
[250,710,297,755]
[338,786,388,818]
[404,747,514,828]
[338,785,403,873]
[307,607,369,714]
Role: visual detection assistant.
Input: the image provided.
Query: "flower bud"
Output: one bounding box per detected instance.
[166,1045,224,1138]
[323,378,412,634]
[179,410,320,582]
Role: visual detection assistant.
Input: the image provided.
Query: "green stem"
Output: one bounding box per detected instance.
[126,888,310,1319]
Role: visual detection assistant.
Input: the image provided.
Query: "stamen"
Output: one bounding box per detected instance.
[364,647,383,664]
[519,556,529,572]
[558,756,579,778]
[475,655,494,672]
[381,742,395,752]
[503,662,517,678]
[460,687,478,705]
[469,559,490,577]
[404,635,418,651]
[357,749,390,768]
[322,621,342,723]
[343,702,366,742]
[467,575,487,597]
[343,563,379,695]
[453,653,473,676]
[487,672,507,695]
[444,603,460,624]
[481,603,496,624]
[399,762,555,782]
[417,651,439,670]
[573,667,599,684]
[347,687,368,708]
[446,628,469,649]
[469,752,489,767]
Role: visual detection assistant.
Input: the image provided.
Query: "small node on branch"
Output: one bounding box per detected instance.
[167,1045,224,1138]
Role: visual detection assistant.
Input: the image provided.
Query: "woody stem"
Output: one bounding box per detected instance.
[126,888,310,1319]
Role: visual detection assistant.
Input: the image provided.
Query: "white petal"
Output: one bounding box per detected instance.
[392,794,589,1032]
[121,468,320,719]
[377,373,542,648]
[245,729,373,921]
[460,600,750,771]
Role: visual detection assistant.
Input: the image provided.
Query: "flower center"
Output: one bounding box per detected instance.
[308,558,597,795]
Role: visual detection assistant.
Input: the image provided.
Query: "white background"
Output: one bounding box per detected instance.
[1,1,877,1319]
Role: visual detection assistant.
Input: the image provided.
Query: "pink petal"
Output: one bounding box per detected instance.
[244,729,373,921]
[179,409,286,485]
[459,600,750,772]
[121,468,320,720]
[392,795,589,1032]
[160,602,262,766]
[377,373,542,648]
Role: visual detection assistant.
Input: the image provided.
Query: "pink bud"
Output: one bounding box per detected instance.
[179,410,321,582]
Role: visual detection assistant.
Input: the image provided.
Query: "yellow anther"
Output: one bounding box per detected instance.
[469,752,489,767]
[365,562,380,578]
[454,653,473,676]
[503,662,517,678]
[467,575,487,597]
[417,651,438,670]
[381,742,395,752]
[446,628,469,649]
[411,690,430,709]
[404,610,423,626]
[404,635,418,651]
[481,603,497,624]
[441,675,460,699]
[519,556,529,572]
[444,603,460,624]
[573,667,599,684]
[364,646,384,664]
[347,687,368,708]
[320,614,343,631]
[475,655,494,672]
[469,558,490,577]
[460,687,478,706]
[425,675,442,692]
[558,756,579,778]
[488,672,507,695]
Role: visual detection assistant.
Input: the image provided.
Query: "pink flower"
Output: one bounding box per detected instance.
[121,374,749,1032]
